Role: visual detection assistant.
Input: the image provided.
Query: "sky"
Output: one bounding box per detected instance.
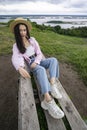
[0,0,87,15]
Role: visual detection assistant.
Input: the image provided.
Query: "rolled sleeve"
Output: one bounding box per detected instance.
[12,44,25,71]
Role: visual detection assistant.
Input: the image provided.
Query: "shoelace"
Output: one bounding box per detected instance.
[52,87,59,95]
[48,100,62,114]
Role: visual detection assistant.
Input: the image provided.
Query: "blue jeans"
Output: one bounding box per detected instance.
[30,57,59,95]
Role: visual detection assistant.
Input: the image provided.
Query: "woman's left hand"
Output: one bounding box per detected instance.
[30,62,37,69]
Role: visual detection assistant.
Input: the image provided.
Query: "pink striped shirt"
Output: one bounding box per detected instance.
[12,37,43,70]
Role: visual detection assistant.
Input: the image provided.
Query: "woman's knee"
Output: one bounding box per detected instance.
[34,65,46,73]
[38,66,46,73]
[32,65,46,77]
[50,57,58,64]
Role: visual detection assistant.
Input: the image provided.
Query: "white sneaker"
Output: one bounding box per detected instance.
[41,99,64,119]
[51,83,62,99]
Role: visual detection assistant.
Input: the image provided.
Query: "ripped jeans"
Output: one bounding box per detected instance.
[29,57,59,95]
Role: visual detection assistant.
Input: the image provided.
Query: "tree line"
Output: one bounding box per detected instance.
[7,19,87,38]
[32,21,87,38]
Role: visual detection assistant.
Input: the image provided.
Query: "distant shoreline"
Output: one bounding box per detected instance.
[0,14,87,16]
[0,15,87,29]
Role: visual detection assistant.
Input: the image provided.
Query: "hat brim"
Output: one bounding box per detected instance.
[10,19,32,33]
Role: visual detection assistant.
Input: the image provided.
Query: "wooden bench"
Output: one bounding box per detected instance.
[18,62,87,130]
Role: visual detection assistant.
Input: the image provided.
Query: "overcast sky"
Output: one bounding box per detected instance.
[0,0,87,15]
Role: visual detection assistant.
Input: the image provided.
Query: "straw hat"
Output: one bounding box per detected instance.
[10,17,32,33]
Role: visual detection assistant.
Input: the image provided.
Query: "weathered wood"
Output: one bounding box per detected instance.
[56,80,87,130]
[44,111,66,130]
[18,57,87,130]
[18,76,40,130]
[34,76,66,130]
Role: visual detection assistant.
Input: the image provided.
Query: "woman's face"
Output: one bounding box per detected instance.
[19,24,27,38]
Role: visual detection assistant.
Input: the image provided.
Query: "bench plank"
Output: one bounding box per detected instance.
[34,77,66,130]
[44,111,66,130]
[56,80,87,130]
[18,77,40,130]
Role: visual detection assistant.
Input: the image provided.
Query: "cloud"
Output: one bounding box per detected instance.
[0,1,59,14]
[68,0,87,8]
[0,0,64,4]
[0,0,87,15]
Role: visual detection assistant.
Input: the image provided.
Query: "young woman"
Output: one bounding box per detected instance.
[10,18,64,119]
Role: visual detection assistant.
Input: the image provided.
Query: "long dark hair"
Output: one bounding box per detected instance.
[14,23,30,54]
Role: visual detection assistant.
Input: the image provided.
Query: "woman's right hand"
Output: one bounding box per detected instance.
[18,67,31,78]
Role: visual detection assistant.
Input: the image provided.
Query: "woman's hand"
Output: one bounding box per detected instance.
[30,62,37,69]
[18,67,31,78]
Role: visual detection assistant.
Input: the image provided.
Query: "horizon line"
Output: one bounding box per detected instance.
[0,14,87,16]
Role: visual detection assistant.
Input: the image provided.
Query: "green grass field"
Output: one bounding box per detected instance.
[0,25,87,86]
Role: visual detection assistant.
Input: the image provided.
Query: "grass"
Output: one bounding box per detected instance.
[0,25,87,86]
[32,28,87,86]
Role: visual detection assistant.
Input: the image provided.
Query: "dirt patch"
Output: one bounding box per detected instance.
[0,55,18,130]
[0,55,87,130]
[59,62,87,118]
